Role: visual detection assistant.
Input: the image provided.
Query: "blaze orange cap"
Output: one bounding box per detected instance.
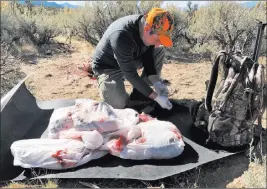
[145,8,174,47]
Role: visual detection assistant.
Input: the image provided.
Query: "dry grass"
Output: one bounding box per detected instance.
[2,179,58,188]
[242,156,266,188]
[54,35,95,55]
[227,156,266,188]
[44,180,59,188]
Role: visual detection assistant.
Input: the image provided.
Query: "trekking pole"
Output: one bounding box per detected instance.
[252,20,267,63]
[251,20,267,154]
[136,0,144,14]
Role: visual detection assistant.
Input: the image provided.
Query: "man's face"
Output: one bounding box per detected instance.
[142,29,162,48]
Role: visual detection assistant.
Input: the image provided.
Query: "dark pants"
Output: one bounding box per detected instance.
[95,47,165,109]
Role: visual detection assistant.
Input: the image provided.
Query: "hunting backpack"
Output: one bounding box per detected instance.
[190,50,266,147]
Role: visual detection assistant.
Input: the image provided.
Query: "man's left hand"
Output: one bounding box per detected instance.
[153,81,169,97]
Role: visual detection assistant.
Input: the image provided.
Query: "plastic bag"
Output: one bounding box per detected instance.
[59,129,103,149]
[101,120,185,160]
[12,99,186,170]
[11,138,107,170]
[71,99,140,133]
[47,106,77,139]
[47,99,140,138]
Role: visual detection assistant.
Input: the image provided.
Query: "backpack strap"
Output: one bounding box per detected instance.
[253,64,266,137]
[205,51,228,112]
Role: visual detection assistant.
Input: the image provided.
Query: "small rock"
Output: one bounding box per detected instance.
[45,50,52,55]
[45,74,53,78]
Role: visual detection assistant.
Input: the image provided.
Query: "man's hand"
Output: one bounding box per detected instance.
[154,95,173,110]
[153,81,169,97]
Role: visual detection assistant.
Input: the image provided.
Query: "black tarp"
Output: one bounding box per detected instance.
[1,77,243,181]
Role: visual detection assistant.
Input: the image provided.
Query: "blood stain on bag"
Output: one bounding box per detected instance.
[138,113,154,122]
[171,129,182,140]
[98,118,105,123]
[136,137,146,144]
[113,135,125,152]
[52,150,64,162]
[64,124,71,130]
[71,135,82,140]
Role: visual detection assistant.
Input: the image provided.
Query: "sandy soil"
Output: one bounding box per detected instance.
[16,38,266,188]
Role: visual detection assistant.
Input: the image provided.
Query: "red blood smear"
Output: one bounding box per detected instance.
[52,150,64,163]
[52,150,63,158]
[172,129,182,140]
[71,135,82,140]
[139,114,154,122]
[64,124,71,130]
[99,118,105,123]
[114,135,124,152]
[52,149,73,165]
[136,137,146,144]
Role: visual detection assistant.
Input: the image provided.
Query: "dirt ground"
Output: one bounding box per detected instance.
[20,41,212,103]
[10,37,267,188]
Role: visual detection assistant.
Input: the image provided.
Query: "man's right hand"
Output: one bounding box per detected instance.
[154,95,173,110]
